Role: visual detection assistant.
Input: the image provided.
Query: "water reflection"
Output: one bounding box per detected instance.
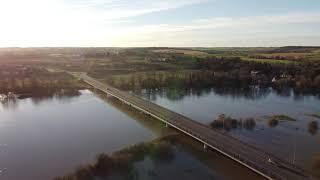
[133,87,270,102]
[27,89,81,105]
[55,134,263,180]
[134,86,319,102]
[268,119,279,128]
[0,88,81,110]
[94,91,171,137]
[0,97,18,110]
[54,140,175,180]
[130,85,320,177]
[1,84,319,178]
[209,114,256,131]
[49,89,265,180]
[0,89,161,180]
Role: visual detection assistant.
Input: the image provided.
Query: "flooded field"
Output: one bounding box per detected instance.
[0,90,160,179]
[0,89,260,180]
[134,87,320,175]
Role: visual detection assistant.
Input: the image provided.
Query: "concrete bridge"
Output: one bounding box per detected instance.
[74,72,312,180]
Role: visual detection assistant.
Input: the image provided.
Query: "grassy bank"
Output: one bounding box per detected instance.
[306,113,320,119]
[54,135,176,180]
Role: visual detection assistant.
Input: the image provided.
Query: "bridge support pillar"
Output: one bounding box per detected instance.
[203,144,207,150]
[165,123,168,128]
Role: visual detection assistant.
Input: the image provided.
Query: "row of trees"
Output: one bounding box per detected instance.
[193,57,320,94]
[0,68,85,95]
[249,55,303,61]
[107,56,320,96]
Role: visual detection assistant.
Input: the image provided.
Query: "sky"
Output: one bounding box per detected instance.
[0,0,319,47]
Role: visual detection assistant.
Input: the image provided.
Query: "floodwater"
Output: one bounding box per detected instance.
[0,89,261,180]
[106,134,262,180]
[0,90,160,180]
[135,87,320,174]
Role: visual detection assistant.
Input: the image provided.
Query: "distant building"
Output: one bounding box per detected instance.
[250,70,260,76]
[272,77,277,83]
[280,73,290,78]
[158,58,168,62]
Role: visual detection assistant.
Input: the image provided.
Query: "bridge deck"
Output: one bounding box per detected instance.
[77,73,312,180]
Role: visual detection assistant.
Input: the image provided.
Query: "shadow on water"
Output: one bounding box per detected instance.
[53,136,175,180]
[93,90,173,137]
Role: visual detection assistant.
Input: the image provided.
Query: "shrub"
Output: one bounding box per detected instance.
[308,121,318,135]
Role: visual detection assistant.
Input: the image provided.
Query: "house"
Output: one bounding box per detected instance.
[272,77,277,83]
[250,70,260,76]
[280,73,292,79]
[158,57,168,62]
[0,94,7,101]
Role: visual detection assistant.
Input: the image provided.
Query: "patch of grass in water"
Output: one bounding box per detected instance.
[265,115,296,128]
[268,115,297,122]
[306,113,320,119]
[54,137,175,180]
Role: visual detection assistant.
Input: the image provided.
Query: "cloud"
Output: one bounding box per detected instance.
[64,0,208,20]
[193,12,320,28]
[113,12,320,47]
[0,0,208,46]
[0,0,319,47]
[124,12,320,34]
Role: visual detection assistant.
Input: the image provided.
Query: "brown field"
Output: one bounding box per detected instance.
[259,52,310,57]
[152,49,209,57]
